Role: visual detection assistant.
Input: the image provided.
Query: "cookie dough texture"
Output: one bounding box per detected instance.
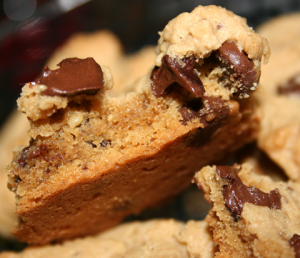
[155,5,270,66]
[0,219,215,258]
[7,5,267,244]
[46,30,155,97]
[195,163,300,258]
[155,5,269,100]
[257,13,300,181]
[0,111,30,239]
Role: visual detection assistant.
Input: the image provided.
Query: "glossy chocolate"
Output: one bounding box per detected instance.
[151,55,205,97]
[218,42,258,94]
[217,166,281,220]
[36,58,104,96]
[278,74,300,95]
[289,234,300,258]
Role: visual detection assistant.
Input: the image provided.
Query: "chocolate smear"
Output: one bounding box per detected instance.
[289,234,300,258]
[217,42,258,95]
[36,57,104,96]
[278,74,300,95]
[217,166,281,221]
[151,55,205,97]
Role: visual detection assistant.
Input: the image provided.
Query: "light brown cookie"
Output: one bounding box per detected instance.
[256,14,300,181]
[0,111,30,239]
[6,5,269,244]
[194,163,300,258]
[257,12,300,50]
[236,144,288,182]
[46,30,155,97]
[0,31,154,238]
[0,219,215,258]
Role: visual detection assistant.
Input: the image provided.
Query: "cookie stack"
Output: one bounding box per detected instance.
[1,5,300,258]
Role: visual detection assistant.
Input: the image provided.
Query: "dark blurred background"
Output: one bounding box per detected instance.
[1,0,300,127]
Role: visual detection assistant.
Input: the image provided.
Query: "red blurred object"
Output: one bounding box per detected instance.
[0,3,88,91]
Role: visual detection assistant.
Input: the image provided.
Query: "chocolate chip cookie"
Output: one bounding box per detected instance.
[195,163,300,258]
[256,14,300,181]
[0,219,214,258]
[6,5,269,244]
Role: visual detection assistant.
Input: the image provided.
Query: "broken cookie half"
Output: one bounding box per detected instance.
[195,163,300,258]
[7,5,269,244]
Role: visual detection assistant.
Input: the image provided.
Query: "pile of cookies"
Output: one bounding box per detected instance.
[1,5,300,258]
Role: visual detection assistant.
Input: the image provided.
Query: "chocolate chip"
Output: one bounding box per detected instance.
[217,42,258,95]
[18,146,30,168]
[87,141,97,148]
[289,234,300,258]
[36,58,104,96]
[14,175,22,183]
[179,97,229,125]
[179,97,230,147]
[217,166,281,221]
[100,140,111,147]
[151,55,205,98]
[278,74,300,95]
[45,168,50,173]
[29,144,48,159]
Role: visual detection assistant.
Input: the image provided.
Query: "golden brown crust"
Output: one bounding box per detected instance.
[13,97,259,244]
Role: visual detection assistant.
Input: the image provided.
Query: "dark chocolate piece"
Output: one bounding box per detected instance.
[217,42,258,94]
[289,234,300,258]
[14,175,22,183]
[18,146,30,168]
[217,166,281,220]
[278,74,300,95]
[179,97,229,125]
[29,144,48,159]
[151,55,205,97]
[87,141,97,148]
[179,97,230,147]
[36,58,104,96]
[100,140,111,147]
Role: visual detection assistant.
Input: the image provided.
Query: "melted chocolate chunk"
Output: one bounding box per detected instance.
[278,74,300,95]
[179,97,229,126]
[289,234,300,258]
[217,42,258,94]
[179,97,230,147]
[36,58,104,96]
[151,55,205,97]
[217,166,281,221]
